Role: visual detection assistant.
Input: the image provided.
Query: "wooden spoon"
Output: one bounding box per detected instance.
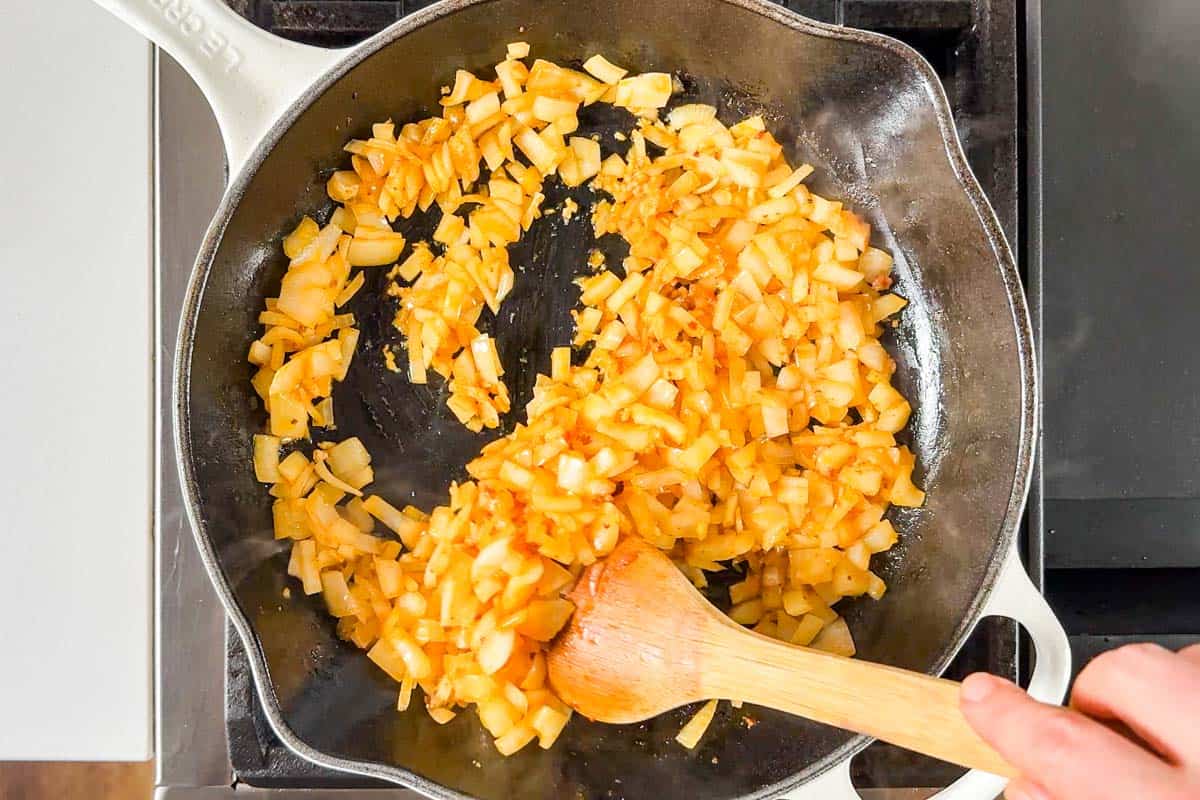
[547,537,1015,777]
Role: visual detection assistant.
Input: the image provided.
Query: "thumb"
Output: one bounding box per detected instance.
[960,673,1183,800]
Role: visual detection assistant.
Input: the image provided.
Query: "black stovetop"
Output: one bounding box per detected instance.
[1038,0,1200,674]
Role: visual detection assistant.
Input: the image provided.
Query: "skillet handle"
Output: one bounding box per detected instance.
[778,544,1071,800]
[925,544,1072,800]
[92,0,346,178]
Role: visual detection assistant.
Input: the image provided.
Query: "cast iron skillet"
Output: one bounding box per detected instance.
[98,0,1064,797]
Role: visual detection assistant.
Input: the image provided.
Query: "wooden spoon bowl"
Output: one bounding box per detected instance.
[547,537,1015,777]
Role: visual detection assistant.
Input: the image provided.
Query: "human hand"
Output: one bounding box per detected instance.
[961,642,1200,800]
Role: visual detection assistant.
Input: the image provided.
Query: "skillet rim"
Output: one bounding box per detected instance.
[173,0,1038,795]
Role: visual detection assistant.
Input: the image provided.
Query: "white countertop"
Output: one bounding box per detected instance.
[0,1,152,760]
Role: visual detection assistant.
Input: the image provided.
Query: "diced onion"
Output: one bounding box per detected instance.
[530,703,571,748]
[348,235,405,267]
[810,616,856,656]
[582,54,628,84]
[249,46,919,759]
[282,216,319,259]
[676,699,718,749]
[321,570,359,617]
[613,73,672,110]
[252,434,281,483]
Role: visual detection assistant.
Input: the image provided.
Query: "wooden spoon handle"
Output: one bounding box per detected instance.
[703,628,1016,778]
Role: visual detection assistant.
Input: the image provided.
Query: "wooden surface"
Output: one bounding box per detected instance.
[548,538,1016,778]
[0,761,153,800]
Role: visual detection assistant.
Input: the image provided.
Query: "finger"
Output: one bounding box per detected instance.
[960,672,1184,800]
[1004,776,1052,800]
[1069,643,1200,764]
[1178,643,1200,666]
